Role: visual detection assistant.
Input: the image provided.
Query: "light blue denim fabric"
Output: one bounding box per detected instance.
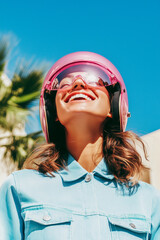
[0,154,160,240]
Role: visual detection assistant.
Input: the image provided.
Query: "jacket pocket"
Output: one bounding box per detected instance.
[108,215,151,240]
[22,207,73,240]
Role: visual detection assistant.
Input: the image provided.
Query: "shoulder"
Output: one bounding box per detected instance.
[0,170,36,195]
[12,169,43,181]
[0,173,15,195]
[138,180,160,197]
[12,168,60,180]
[0,169,41,187]
[138,181,160,211]
[0,169,61,194]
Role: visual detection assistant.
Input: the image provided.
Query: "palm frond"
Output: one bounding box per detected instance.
[11,69,43,108]
[0,36,46,169]
[1,131,44,168]
[0,42,8,72]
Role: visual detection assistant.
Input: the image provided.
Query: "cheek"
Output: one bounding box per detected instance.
[100,97,111,117]
[55,92,69,126]
[97,90,111,115]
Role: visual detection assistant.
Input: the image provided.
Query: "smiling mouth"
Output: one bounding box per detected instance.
[65,93,95,103]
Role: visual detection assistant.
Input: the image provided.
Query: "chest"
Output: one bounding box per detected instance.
[20,176,151,240]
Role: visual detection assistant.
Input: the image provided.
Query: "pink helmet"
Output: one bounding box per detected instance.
[40,52,130,143]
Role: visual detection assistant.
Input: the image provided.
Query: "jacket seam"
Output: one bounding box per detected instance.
[12,172,22,211]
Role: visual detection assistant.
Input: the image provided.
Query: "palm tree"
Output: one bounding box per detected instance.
[0,39,45,170]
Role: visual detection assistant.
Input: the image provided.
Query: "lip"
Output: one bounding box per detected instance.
[64,91,96,103]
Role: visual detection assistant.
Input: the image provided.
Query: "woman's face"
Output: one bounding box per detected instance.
[55,72,111,128]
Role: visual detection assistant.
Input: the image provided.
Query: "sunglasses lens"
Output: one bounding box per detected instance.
[51,64,111,90]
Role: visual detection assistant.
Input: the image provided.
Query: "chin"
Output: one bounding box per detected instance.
[58,111,108,128]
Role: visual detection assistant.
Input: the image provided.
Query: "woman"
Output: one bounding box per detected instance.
[0,51,160,240]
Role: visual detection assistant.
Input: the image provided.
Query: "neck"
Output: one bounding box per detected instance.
[65,125,104,172]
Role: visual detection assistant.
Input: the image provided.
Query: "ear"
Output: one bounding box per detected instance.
[107,112,112,118]
[55,116,59,121]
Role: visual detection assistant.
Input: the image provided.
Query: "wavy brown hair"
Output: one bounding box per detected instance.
[23,116,148,186]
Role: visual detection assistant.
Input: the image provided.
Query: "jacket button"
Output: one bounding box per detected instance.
[43,215,51,221]
[129,223,136,229]
[85,173,92,182]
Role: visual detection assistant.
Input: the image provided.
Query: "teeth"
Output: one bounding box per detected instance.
[69,94,92,102]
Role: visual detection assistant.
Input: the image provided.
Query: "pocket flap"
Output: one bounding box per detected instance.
[108,215,150,233]
[24,208,73,225]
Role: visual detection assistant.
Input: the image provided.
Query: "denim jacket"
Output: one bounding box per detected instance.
[0,154,160,240]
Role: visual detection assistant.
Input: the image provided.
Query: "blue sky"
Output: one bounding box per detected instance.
[0,0,160,136]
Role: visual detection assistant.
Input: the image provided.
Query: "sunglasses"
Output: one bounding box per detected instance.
[49,64,113,91]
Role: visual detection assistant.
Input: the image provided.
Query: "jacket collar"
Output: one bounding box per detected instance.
[58,154,114,182]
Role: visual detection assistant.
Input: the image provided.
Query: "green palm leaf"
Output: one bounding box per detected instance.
[0,42,8,72]
[11,70,43,108]
[0,36,46,170]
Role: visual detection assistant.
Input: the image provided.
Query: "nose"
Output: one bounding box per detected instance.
[72,77,87,90]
